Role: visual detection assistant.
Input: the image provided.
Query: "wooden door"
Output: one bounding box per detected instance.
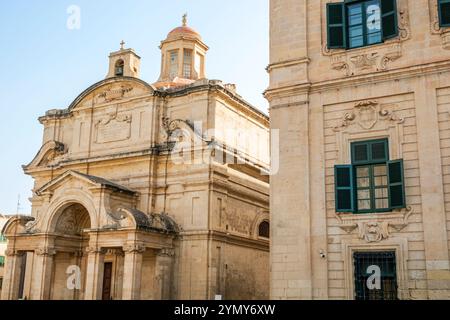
[102,262,113,300]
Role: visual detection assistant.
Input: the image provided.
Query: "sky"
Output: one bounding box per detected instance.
[0,0,269,214]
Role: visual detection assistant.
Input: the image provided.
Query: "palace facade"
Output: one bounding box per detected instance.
[266,0,450,299]
[1,18,270,300]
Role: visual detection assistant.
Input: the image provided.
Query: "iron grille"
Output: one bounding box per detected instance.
[354,251,398,300]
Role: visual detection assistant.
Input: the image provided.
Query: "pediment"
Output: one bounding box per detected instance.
[23,140,67,171]
[35,170,136,196]
[68,77,156,112]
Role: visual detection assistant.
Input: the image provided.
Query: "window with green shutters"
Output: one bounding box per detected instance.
[326,0,398,49]
[334,139,406,213]
[439,0,450,27]
[0,256,5,267]
[0,233,6,242]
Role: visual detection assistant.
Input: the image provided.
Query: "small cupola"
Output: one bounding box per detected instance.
[154,15,209,88]
[106,41,141,78]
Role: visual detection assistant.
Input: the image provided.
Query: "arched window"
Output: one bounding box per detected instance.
[115,59,124,76]
[258,221,270,238]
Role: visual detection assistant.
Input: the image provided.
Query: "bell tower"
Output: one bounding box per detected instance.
[106,41,141,78]
[154,15,209,88]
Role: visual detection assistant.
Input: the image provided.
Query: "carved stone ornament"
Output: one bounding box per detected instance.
[331,43,403,76]
[428,0,450,49]
[123,244,146,254]
[35,247,57,257]
[336,206,414,243]
[157,248,175,258]
[95,108,132,144]
[334,100,404,132]
[322,0,410,75]
[97,85,133,103]
[85,247,107,255]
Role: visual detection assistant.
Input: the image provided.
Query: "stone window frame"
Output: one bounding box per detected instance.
[429,0,450,49]
[341,236,409,300]
[321,0,411,76]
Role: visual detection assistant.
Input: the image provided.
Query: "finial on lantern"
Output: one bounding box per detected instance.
[182,13,187,26]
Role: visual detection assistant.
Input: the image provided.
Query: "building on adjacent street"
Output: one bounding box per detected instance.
[266,0,450,299]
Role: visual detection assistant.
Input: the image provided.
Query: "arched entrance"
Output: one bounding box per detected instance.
[50,203,91,300]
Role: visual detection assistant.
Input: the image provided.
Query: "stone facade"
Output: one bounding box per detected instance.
[266,0,450,299]
[1,19,270,300]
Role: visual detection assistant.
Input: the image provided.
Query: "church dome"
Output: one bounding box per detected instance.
[167,25,201,40]
[166,15,201,41]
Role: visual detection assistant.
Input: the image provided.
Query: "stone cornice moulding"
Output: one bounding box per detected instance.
[309,59,450,93]
[265,57,311,73]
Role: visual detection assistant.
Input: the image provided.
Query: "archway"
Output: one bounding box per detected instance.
[51,203,91,300]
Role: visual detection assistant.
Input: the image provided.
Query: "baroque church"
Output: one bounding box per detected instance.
[1,17,270,300]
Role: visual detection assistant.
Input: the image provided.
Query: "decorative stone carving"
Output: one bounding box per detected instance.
[336,206,414,243]
[358,222,390,243]
[103,207,179,233]
[428,0,450,49]
[97,85,133,103]
[331,43,403,76]
[334,100,404,132]
[430,0,442,34]
[123,244,146,254]
[24,140,68,170]
[35,247,57,257]
[95,110,132,144]
[397,1,411,41]
[55,204,90,235]
[157,248,175,258]
[85,247,107,255]
[323,0,409,74]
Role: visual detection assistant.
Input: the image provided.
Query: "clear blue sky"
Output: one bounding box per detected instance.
[0,1,269,214]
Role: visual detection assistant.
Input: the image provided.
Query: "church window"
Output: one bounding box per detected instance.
[183,49,193,79]
[169,50,179,79]
[326,0,398,49]
[334,139,406,213]
[115,59,124,76]
[439,0,450,27]
[258,221,270,238]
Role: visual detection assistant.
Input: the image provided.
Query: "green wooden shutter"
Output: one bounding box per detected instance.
[439,0,450,27]
[388,159,406,209]
[381,0,398,40]
[327,2,347,49]
[335,165,355,212]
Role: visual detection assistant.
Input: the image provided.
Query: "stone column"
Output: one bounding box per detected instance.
[30,247,56,300]
[122,244,146,300]
[155,248,175,300]
[0,250,24,300]
[84,247,106,300]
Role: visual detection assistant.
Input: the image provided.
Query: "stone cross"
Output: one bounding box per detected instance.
[120,40,125,50]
